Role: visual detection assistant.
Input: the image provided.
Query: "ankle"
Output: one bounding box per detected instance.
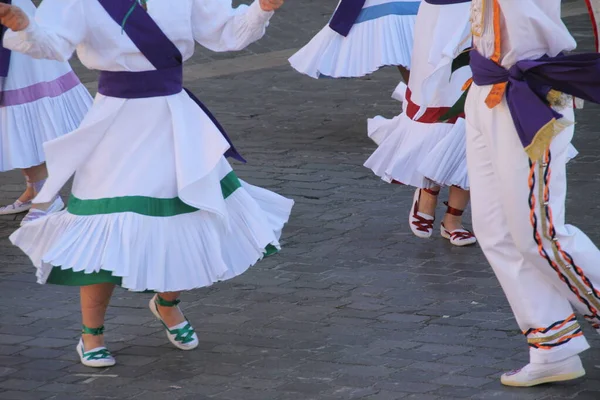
[443,213,463,228]
[82,333,105,351]
[154,295,185,327]
[417,189,439,215]
[17,188,34,203]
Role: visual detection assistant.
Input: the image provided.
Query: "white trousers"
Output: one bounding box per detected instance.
[465,83,600,364]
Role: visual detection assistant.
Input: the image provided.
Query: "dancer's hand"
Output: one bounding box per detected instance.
[0,4,29,32]
[259,0,284,12]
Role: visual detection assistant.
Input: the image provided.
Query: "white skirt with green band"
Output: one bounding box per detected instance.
[11,158,293,292]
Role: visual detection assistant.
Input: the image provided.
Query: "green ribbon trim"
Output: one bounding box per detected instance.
[68,171,242,216]
[168,322,196,344]
[82,347,113,361]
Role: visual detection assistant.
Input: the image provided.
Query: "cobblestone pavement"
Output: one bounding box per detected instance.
[0,1,600,399]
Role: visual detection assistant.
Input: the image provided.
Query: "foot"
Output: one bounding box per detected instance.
[20,196,64,226]
[76,326,115,368]
[501,356,585,387]
[156,301,186,328]
[18,185,34,203]
[409,188,439,239]
[440,203,476,247]
[0,199,32,215]
[77,339,115,368]
[149,295,198,351]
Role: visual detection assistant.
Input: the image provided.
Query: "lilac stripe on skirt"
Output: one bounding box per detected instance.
[0,71,82,107]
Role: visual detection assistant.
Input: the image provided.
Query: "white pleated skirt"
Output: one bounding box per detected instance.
[289,0,420,78]
[0,50,92,171]
[10,92,293,293]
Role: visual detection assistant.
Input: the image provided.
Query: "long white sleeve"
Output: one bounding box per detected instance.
[3,0,86,62]
[192,0,273,52]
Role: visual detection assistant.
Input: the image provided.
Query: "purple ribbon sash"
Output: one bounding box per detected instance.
[425,0,470,4]
[470,50,600,155]
[96,0,245,163]
[329,0,366,37]
[0,0,13,104]
[0,0,11,78]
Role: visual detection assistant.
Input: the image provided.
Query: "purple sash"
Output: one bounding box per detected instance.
[0,0,11,78]
[0,0,13,104]
[425,0,470,4]
[470,50,600,157]
[96,0,245,163]
[329,0,366,37]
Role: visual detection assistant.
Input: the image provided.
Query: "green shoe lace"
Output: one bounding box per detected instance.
[154,295,196,344]
[81,325,113,360]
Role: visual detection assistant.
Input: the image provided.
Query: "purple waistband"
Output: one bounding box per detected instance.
[470,50,600,155]
[98,66,245,162]
[98,66,182,99]
[0,71,81,107]
[425,0,470,4]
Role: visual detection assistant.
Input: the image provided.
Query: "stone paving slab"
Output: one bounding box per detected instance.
[1,1,600,399]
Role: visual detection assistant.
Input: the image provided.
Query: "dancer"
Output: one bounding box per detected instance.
[465,0,600,387]
[364,0,476,246]
[1,0,292,368]
[289,0,421,81]
[0,0,91,223]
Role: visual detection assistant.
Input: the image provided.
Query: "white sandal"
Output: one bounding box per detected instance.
[440,202,477,246]
[76,325,116,368]
[409,188,439,239]
[149,294,198,351]
[0,199,32,215]
[20,196,64,226]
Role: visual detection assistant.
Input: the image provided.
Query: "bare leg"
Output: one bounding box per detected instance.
[397,66,410,84]
[417,185,441,216]
[17,171,34,203]
[156,291,185,327]
[442,186,470,231]
[21,163,52,210]
[80,283,115,350]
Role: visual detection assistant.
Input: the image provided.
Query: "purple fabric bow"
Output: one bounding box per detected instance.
[0,0,12,105]
[470,50,600,153]
[329,0,366,37]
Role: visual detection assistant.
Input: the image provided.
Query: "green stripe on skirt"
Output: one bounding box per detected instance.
[68,171,242,216]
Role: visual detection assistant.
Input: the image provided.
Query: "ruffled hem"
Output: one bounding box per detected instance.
[0,84,92,171]
[364,112,469,190]
[289,15,416,78]
[418,118,468,189]
[10,180,293,292]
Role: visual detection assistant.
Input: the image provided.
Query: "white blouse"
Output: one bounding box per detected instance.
[1,0,274,208]
[4,0,273,72]
[471,0,576,68]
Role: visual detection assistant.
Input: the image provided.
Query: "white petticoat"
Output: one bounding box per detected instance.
[289,0,418,78]
[364,110,470,189]
[364,107,579,191]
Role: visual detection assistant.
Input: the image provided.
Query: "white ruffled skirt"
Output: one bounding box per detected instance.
[10,91,293,293]
[289,0,419,78]
[0,50,92,171]
[364,110,470,190]
[364,100,579,191]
